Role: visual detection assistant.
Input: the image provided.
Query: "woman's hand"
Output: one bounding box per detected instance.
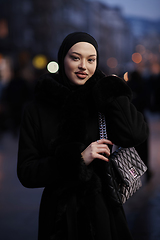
[81,139,113,165]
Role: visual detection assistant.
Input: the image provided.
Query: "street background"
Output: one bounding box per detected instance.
[0,0,160,239]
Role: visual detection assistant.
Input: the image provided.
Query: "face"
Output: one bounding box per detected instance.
[64,42,97,85]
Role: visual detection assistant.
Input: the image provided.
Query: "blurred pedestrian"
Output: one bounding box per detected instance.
[149,72,160,113]
[17,32,148,240]
[1,66,32,135]
[0,56,13,135]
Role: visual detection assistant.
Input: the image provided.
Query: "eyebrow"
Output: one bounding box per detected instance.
[71,51,97,57]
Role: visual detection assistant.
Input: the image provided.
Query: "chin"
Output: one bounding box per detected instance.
[70,78,88,86]
[77,79,88,85]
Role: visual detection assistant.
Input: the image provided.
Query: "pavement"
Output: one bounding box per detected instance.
[0,112,160,240]
[124,113,160,240]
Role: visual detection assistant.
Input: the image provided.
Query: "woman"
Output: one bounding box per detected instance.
[17,32,148,240]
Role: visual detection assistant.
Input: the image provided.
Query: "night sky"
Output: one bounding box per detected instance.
[91,0,160,20]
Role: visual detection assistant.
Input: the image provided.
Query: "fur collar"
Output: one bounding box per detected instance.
[35,71,132,110]
[34,73,70,106]
[34,69,106,108]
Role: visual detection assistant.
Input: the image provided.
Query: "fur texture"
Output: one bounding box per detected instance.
[93,75,132,112]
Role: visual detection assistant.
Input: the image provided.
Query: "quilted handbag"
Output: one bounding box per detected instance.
[98,112,147,205]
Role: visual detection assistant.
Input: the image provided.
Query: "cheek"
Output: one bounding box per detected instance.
[64,60,75,74]
[64,61,72,78]
[89,64,97,76]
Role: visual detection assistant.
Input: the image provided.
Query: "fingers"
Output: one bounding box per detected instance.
[96,139,113,155]
[95,138,113,161]
[97,147,110,156]
[81,139,113,165]
[94,152,109,162]
[97,138,113,145]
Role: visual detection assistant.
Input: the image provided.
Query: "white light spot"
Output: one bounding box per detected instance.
[47,61,59,73]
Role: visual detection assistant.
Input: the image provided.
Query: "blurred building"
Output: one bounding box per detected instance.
[1,0,159,77]
[126,17,160,38]
[85,1,133,74]
[0,0,133,75]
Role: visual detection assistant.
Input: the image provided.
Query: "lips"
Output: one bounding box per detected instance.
[75,72,88,79]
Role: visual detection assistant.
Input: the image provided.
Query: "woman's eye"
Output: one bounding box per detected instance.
[70,55,79,61]
[88,58,95,63]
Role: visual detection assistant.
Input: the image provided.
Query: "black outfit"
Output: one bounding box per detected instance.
[17,69,148,240]
[17,31,148,240]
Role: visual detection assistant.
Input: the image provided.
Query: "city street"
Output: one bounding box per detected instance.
[0,113,160,240]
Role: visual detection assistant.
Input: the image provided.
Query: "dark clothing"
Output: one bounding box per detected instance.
[17,70,148,240]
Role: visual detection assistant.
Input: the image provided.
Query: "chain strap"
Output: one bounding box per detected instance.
[98,112,108,140]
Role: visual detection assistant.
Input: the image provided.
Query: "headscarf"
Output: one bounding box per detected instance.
[57,32,99,89]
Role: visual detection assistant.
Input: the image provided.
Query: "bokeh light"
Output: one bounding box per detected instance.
[132,53,142,64]
[136,44,146,55]
[151,63,160,74]
[0,53,3,63]
[32,54,48,69]
[123,72,129,82]
[0,19,8,38]
[143,50,153,61]
[107,57,118,68]
[47,61,59,73]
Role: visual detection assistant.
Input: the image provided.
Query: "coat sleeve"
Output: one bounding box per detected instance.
[106,96,149,147]
[93,75,149,147]
[17,104,92,189]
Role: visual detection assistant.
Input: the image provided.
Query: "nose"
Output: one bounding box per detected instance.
[78,59,86,70]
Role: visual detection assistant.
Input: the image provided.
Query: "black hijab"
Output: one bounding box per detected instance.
[57,32,99,89]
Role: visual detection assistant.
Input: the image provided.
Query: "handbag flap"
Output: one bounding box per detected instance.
[109,147,147,187]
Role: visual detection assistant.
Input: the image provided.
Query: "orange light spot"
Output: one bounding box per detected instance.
[151,63,160,74]
[107,57,118,68]
[123,72,129,82]
[0,53,3,63]
[132,53,142,64]
[136,44,146,55]
[0,19,8,38]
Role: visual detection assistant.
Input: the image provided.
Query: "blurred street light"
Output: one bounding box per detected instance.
[47,61,59,73]
[123,72,129,81]
[136,44,146,55]
[132,52,142,64]
[32,54,48,69]
[107,57,118,68]
[0,19,8,38]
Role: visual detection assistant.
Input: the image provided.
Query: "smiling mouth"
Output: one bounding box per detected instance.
[75,72,88,79]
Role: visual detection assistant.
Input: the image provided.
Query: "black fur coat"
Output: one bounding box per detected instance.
[17,70,148,240]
